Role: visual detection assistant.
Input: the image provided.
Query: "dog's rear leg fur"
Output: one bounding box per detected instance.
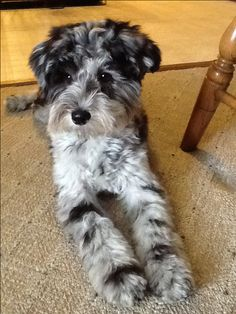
[6,93,37,112]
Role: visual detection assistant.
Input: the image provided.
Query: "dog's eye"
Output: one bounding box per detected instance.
[98,72,113,83]
[63,73,72,84]
[47,71,72,86]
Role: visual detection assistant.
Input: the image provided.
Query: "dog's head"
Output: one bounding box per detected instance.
[30,19,161,138]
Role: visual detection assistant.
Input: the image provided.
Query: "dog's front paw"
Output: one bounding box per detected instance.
[98,265,147,307]
[146,251,193,303]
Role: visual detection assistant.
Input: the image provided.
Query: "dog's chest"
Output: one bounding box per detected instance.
[52,136,105,186]
[51,134,143,193]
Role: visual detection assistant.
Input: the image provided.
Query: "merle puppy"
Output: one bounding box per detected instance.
[7,19,193,307]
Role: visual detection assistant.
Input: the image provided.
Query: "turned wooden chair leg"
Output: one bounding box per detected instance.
[181,17,236,152]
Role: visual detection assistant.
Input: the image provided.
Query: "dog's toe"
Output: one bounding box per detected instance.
[146,255,194,303]
[6,95,20,112]
[99,267,147,307]
[6,95,33,112]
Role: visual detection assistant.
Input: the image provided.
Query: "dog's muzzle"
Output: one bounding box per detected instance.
[71,109,91,125]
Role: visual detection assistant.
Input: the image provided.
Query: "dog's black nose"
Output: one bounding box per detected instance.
[71,109,91,125]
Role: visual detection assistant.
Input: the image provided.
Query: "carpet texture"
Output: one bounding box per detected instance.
[1,68,236,314]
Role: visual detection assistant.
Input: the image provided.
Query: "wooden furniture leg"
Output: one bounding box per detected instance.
[181,17,236,152]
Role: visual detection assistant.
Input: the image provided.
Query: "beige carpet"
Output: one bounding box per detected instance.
[1,1,236,84]
[1,68,236,314]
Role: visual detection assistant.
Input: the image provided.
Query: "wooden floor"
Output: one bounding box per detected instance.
[1,1,235,85]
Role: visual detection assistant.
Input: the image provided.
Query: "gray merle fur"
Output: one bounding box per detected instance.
[6,19,194,307]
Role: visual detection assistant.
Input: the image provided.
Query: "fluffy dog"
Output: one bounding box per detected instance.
[7,19,193,307]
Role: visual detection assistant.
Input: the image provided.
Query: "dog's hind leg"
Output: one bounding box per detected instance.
[6,92,37,112]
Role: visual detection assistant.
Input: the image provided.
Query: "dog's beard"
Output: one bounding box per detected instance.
[47,95,134,139]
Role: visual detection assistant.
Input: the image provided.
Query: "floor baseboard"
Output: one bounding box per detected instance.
[0,61,212,88]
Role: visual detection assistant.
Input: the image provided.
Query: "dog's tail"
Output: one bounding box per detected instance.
[6,92,37,112]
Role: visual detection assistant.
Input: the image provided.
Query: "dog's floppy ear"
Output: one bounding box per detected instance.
[29,39,50,88]
[139,38,161,74]
[29,24,77,88]
[106,20,161,80]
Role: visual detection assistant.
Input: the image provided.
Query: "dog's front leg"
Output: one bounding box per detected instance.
[56,192,146,307]
[119,170,194,303]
